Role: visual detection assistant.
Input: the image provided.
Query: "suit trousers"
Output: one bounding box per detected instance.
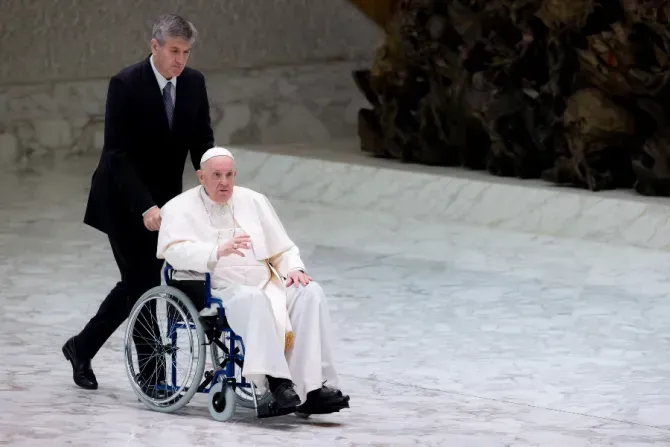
[74,228,164,379]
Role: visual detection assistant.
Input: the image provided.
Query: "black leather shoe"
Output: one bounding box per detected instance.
[271,381,301,410]
[314,385,343,400]
[62,337,98,390]
[296,386,350,415]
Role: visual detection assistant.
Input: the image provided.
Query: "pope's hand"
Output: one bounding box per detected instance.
[218,235,251,258]
[143,206,161,231]
[286,270,311,288]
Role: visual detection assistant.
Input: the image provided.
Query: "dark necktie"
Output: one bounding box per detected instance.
[163,83,174,129]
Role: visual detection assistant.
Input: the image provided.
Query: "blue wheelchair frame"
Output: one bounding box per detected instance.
[159,263,256,402]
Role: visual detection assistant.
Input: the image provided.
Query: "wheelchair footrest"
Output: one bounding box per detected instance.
[255,400,297,419]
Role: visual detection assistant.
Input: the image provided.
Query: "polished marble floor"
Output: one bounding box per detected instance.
[1,155,670,446]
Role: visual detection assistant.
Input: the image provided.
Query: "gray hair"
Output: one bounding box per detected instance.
[152,14,198,45]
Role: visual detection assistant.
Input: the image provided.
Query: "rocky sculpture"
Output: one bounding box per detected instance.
[354,0,670,196]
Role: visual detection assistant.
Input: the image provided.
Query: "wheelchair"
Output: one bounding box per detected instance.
[123,263,285,422]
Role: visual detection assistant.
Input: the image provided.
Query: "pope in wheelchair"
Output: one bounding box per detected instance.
[123,146,349,421]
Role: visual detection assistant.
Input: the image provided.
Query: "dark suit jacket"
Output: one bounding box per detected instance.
[84,56,215,238]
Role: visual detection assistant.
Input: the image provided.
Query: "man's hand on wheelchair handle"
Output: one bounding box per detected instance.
[286,270,311,288]
[143,206,162,231]
[217,235,251,258]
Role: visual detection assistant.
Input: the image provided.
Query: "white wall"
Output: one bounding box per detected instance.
[0,0,383,165]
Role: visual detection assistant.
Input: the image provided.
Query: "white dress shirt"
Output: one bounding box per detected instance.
[149,54,176,106]
[143,55,178,216]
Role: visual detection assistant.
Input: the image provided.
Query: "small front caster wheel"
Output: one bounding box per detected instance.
[207,382,237,422]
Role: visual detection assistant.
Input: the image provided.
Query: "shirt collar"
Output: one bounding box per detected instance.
[149,54,177,91]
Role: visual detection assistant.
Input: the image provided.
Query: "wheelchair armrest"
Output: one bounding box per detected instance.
[164,262,211,285]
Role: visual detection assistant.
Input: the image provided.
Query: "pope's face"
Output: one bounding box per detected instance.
[198,156,236,203]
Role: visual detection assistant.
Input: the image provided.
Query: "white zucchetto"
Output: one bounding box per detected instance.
[200,147,235,166]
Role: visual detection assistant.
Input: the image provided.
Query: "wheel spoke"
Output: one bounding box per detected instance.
[124,286,207,413]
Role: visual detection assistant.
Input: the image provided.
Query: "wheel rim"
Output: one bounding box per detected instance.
[212,391,226,412]
[125,290,205,408]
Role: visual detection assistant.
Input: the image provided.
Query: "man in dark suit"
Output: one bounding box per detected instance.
[62,14,215,390]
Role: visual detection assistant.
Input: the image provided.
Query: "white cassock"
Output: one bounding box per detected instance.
[156,185,339,402]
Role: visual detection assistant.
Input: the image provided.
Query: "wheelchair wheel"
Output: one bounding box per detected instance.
[209,334,272,409]
[207,382,237,422]
[124,285,207,414]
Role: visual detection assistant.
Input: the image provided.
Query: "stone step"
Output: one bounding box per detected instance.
[217,140,670,252]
